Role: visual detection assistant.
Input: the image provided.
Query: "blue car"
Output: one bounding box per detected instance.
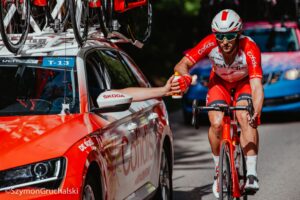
[182,21,300,123]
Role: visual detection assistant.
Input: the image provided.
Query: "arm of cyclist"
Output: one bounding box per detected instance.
[171,57,194,93]
[249,77,264,127]
[114,76,174,102]
[172,35,216,93]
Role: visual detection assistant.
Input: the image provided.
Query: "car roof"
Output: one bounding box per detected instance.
[0,30,135,57]
[244,21,298,30]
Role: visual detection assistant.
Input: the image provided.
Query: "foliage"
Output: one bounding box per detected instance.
[155,0,202,16]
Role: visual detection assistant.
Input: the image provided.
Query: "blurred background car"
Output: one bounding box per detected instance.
[182,21,300,124]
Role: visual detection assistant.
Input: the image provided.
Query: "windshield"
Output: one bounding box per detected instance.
[244,27,299,52]
[0,57,79,116]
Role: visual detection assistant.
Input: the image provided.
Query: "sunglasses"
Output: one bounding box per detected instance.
[215,32,238,41]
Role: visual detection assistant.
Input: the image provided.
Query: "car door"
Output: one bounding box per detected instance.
[98,49,162,198]
[85,49,139,200]
[118,52,167,195]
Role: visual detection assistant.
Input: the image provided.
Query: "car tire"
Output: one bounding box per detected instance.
[153,144,173,200]
[82,170,102,200]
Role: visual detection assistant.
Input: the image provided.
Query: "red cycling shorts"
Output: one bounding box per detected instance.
[206,74,251,106]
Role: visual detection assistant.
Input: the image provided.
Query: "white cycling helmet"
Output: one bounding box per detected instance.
[211,9,242,33]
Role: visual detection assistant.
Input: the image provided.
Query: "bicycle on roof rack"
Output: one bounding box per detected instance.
[0,0,31,53]
[0,0,70,53]
[69,0,152,46]
[0,0,152,53]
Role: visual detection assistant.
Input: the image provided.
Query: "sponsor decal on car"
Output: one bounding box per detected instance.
[42,57,75,68]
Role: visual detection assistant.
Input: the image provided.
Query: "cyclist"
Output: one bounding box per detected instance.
[171,9,264,198]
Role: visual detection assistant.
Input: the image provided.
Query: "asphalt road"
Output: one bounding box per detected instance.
[169,110,300,200]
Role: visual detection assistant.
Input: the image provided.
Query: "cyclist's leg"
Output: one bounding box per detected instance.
[234,78,259,192]
[206,75,230,198]
[207,75,230,156]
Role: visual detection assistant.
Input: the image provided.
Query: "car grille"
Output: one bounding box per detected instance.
[262,71,282,85]
[263,94,300,107]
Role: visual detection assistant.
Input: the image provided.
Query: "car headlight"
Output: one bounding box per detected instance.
[0,157,66,191]
[284,69,300,80]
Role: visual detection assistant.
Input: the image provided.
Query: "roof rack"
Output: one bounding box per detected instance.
[0,28,143,56]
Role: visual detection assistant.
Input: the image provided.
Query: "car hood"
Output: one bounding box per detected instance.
[0,114,107,170]
[261,52,300,73]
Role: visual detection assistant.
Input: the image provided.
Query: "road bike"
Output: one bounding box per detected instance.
[0,0,152,52]
[192,93,254,199]
[31,0,70,32]
[102,0,152,43]
[0,0,30,53]
[69,0,152,46]
[0,0,69,53]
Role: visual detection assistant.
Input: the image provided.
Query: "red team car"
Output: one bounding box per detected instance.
[0,36,173,200]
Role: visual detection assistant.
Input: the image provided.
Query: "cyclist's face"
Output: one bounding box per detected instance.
[215,32,239,54]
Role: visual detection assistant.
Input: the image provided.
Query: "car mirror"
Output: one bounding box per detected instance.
[92,91,133,113]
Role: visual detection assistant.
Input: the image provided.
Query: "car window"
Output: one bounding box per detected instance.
[85,51,110,106]
[0,57,79,116]
[99,50,139,88]
[119,52,149,87]
[244,27,299,52]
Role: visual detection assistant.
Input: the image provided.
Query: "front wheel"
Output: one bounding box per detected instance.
[153,144,173,200]
[0,0,30,53]
[82,171,102,200]
[69,0,89,46]
[219,141,233,200]
[99,0,113,37]
[119,0,152,43]
[236,143,248,200]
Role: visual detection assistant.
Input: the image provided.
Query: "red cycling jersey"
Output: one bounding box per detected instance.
[185,34,263,83]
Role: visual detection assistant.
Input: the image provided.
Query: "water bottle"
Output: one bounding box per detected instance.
[172,72,183,99]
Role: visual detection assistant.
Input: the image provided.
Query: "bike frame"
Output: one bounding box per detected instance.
[89,0,147,12]
[114,0,146,12]
[222,112,242,198]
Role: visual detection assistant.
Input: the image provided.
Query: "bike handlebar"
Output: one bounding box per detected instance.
[193,99,255,118]
[197,105,249,112]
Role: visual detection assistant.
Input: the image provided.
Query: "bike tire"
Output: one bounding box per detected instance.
[0,0,30,53]
[120,0,152,43]
[99,0,113,37]
[238,144,248,200]
[219,141,233,200]
[69,0,89,46]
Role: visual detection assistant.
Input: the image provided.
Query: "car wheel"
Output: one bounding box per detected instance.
[154,145,173,200]
[83,171,102,200]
